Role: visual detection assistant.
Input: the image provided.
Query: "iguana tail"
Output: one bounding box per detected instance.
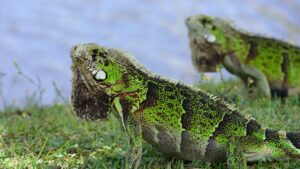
[211,112,300,162]
[286,131,300,150]
[248,129,300,162]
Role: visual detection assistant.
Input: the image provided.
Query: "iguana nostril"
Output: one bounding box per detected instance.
[73,46,77,51]
[70,46,78,58]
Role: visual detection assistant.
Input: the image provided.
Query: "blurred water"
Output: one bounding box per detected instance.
[1,0,300,108]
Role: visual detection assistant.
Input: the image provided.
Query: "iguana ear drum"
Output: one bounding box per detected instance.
[71,70,109,120]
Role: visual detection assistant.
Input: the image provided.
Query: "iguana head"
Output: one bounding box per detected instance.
[70,43,133,120]
[185,15,231,72]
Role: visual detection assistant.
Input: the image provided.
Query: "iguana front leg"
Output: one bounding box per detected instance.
[128,123,143,169]
[240,64,271,98]
[111,97,143,169]
[223,54,270,98]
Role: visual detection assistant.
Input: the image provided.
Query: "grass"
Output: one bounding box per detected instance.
[1,80,300,168]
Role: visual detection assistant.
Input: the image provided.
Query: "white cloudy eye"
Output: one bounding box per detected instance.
[203,33,216,43]
[95,70,107,80]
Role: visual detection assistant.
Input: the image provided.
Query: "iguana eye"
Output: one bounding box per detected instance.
[91,69,107,81]
[94,70,107,80]
[203,33,216,43]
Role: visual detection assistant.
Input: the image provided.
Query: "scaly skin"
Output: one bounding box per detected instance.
[71,43,300,168]
[185,15,300,98]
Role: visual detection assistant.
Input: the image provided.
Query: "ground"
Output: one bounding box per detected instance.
[0,80,300,169]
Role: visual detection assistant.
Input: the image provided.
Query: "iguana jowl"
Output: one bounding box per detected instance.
[71,43,300,168]
[185,15,300,98]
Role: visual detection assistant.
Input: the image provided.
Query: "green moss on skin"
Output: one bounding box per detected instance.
[248,39,284,83]
[186,15,300,97]
[71,44,300,168]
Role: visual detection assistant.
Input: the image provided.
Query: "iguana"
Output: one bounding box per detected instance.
[71,43,300,168]
[185,15,300,98]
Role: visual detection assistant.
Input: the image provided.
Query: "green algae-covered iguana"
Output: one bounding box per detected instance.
[71,43,300,168]
[185,15,300,98]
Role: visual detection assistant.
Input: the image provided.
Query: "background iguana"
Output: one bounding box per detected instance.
[71,43,300,168]
[185,15,300,98]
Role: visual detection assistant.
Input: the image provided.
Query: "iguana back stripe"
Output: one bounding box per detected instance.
[265,129,280,140]
[245,40,258,64]
[246,119,263,137]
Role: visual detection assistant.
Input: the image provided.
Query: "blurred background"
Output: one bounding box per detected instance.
[1,0,300,109]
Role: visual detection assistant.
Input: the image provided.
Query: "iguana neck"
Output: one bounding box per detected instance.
[109,67,150,122]
[223,31,250,63]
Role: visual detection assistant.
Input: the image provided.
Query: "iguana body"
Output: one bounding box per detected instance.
[71,44,300,168]
[185,15,300,98]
